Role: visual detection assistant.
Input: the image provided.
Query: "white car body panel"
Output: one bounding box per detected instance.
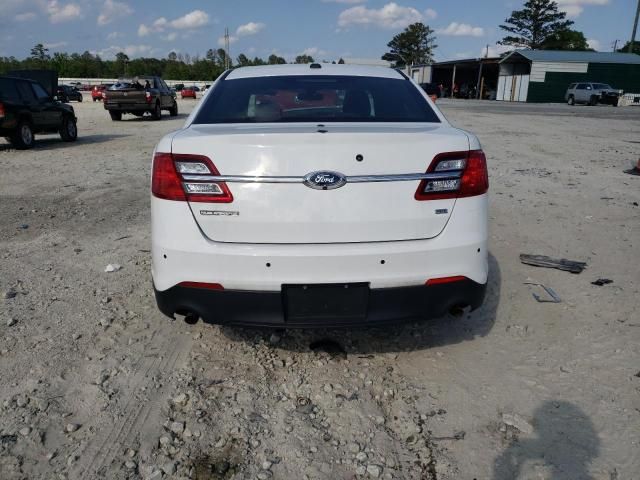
[151,194,488,291]
[171,123,470,244]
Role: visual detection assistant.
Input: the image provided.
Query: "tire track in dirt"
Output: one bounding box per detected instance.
[70,320,190,479]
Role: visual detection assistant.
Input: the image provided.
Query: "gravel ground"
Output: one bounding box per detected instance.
[1,96,639,480]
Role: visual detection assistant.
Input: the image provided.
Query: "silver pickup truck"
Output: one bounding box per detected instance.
[103,76,178,120]
[565,82,621,106]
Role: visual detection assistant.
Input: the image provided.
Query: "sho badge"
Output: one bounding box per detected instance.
[200,210,239,216]
[303,171,347,190]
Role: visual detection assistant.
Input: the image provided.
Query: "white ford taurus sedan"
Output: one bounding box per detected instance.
[151,63,488,327]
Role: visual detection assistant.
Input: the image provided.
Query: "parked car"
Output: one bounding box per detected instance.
[181,86,197,99]
[0,76,78,149]
[56,85,83,102]
[91,84,112,101]
[419,82,440,102]
[151,64,489,327]
[103,76,178,121]
[565,82,621,106]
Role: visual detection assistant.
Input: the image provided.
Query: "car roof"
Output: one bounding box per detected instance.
[0,75,36,83]
[225,63,405,80]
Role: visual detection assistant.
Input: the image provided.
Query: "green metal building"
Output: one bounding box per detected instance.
[497,50,640,103]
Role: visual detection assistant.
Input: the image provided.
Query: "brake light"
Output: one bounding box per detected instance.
[178,281,224,290]
[152,152,233,203]
[0,102,4,119]
[425,276,468,286]
[415,150,488,201]
[145,91,152,104]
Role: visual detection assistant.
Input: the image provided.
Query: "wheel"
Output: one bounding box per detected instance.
[567,95,575,106]
[169,100,178,117]
[59,116,78,142]
[11,120,35,149]
[77,95,83,102]
[93,98,97,102]
[589,96,597,106]
[109,111,122,121]
[151,101,162,120]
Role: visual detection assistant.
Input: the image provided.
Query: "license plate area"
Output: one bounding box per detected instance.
[283,283,369,323]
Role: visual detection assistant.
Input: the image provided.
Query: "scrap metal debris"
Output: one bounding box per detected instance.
[520,254,587,274]
[525,282,562,303]
[591,278,613,286]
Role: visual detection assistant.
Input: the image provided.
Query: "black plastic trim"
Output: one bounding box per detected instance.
[154,279,487,328]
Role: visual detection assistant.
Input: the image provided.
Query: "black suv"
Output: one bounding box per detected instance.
[56,85,83,102]
[0,76,78,149]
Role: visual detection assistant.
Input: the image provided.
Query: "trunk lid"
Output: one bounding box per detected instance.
[172,123,469,244]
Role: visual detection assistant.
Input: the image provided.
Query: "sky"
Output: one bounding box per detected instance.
[0,0,636,63]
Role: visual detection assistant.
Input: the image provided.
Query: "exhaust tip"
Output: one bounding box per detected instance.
[175,309,200,325]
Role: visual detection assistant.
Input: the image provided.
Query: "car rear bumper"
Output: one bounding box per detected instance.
[154,279,487,327]
[104,102,152,111]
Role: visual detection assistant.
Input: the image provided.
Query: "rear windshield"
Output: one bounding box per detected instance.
[109,81,145,90]
[193,75,440,124]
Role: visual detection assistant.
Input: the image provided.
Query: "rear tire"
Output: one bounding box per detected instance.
[109,111,122,121]
[151,101,162,120]
[59,116,78,142]
[77,95,83,103]
[11,120,35,149]
[93,98,97,102]
[567,95,575,106]
[169,100,178,117]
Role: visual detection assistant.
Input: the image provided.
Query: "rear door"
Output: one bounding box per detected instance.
[32,82,62,127]
[15,81,45,127]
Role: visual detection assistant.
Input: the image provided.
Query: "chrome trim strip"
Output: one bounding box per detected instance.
[182,171,462,184]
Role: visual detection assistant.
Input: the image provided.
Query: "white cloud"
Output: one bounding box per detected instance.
[424,8,437,20]
[236,22,265,37]
[555,0,610,18]
[98,0,133,26]
[98,44,152,59]
[47,1,81,23]
[170,10,209,29]
[15,12,37,22]
[216,21,265,47]
[301,47,328,57]
[107,31,123,40]
[43,41,68,49]
[138,24,150,37]
[483,44,512,58]
[438,22,484,37]
[338,2,423,29]
[139,10,208,37]
[217,35,238,46]
[587,38,601,51]
[166,32,177,42]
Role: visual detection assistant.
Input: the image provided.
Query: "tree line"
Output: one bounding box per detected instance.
[382,0,639,67]
[0,44,322,80]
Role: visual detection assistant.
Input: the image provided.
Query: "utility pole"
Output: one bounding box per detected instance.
[612,39,619,52]
[630,0,640,53]
[224,27,230,70]
[485,44,489,58]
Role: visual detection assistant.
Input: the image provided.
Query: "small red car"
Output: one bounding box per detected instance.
[91,84,112,101]
[181,86,197,99]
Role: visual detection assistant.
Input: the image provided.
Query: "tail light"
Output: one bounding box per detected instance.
[425,276,468,286]
[415,150,488,201]
[152,152,233,203]
[178,281,224,290]
[145,91,152,104]
[0,102,5,119]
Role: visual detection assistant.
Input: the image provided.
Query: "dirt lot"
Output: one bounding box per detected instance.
[1,96,639,480]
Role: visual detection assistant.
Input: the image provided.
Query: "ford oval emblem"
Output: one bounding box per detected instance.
[303,171,347,190]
